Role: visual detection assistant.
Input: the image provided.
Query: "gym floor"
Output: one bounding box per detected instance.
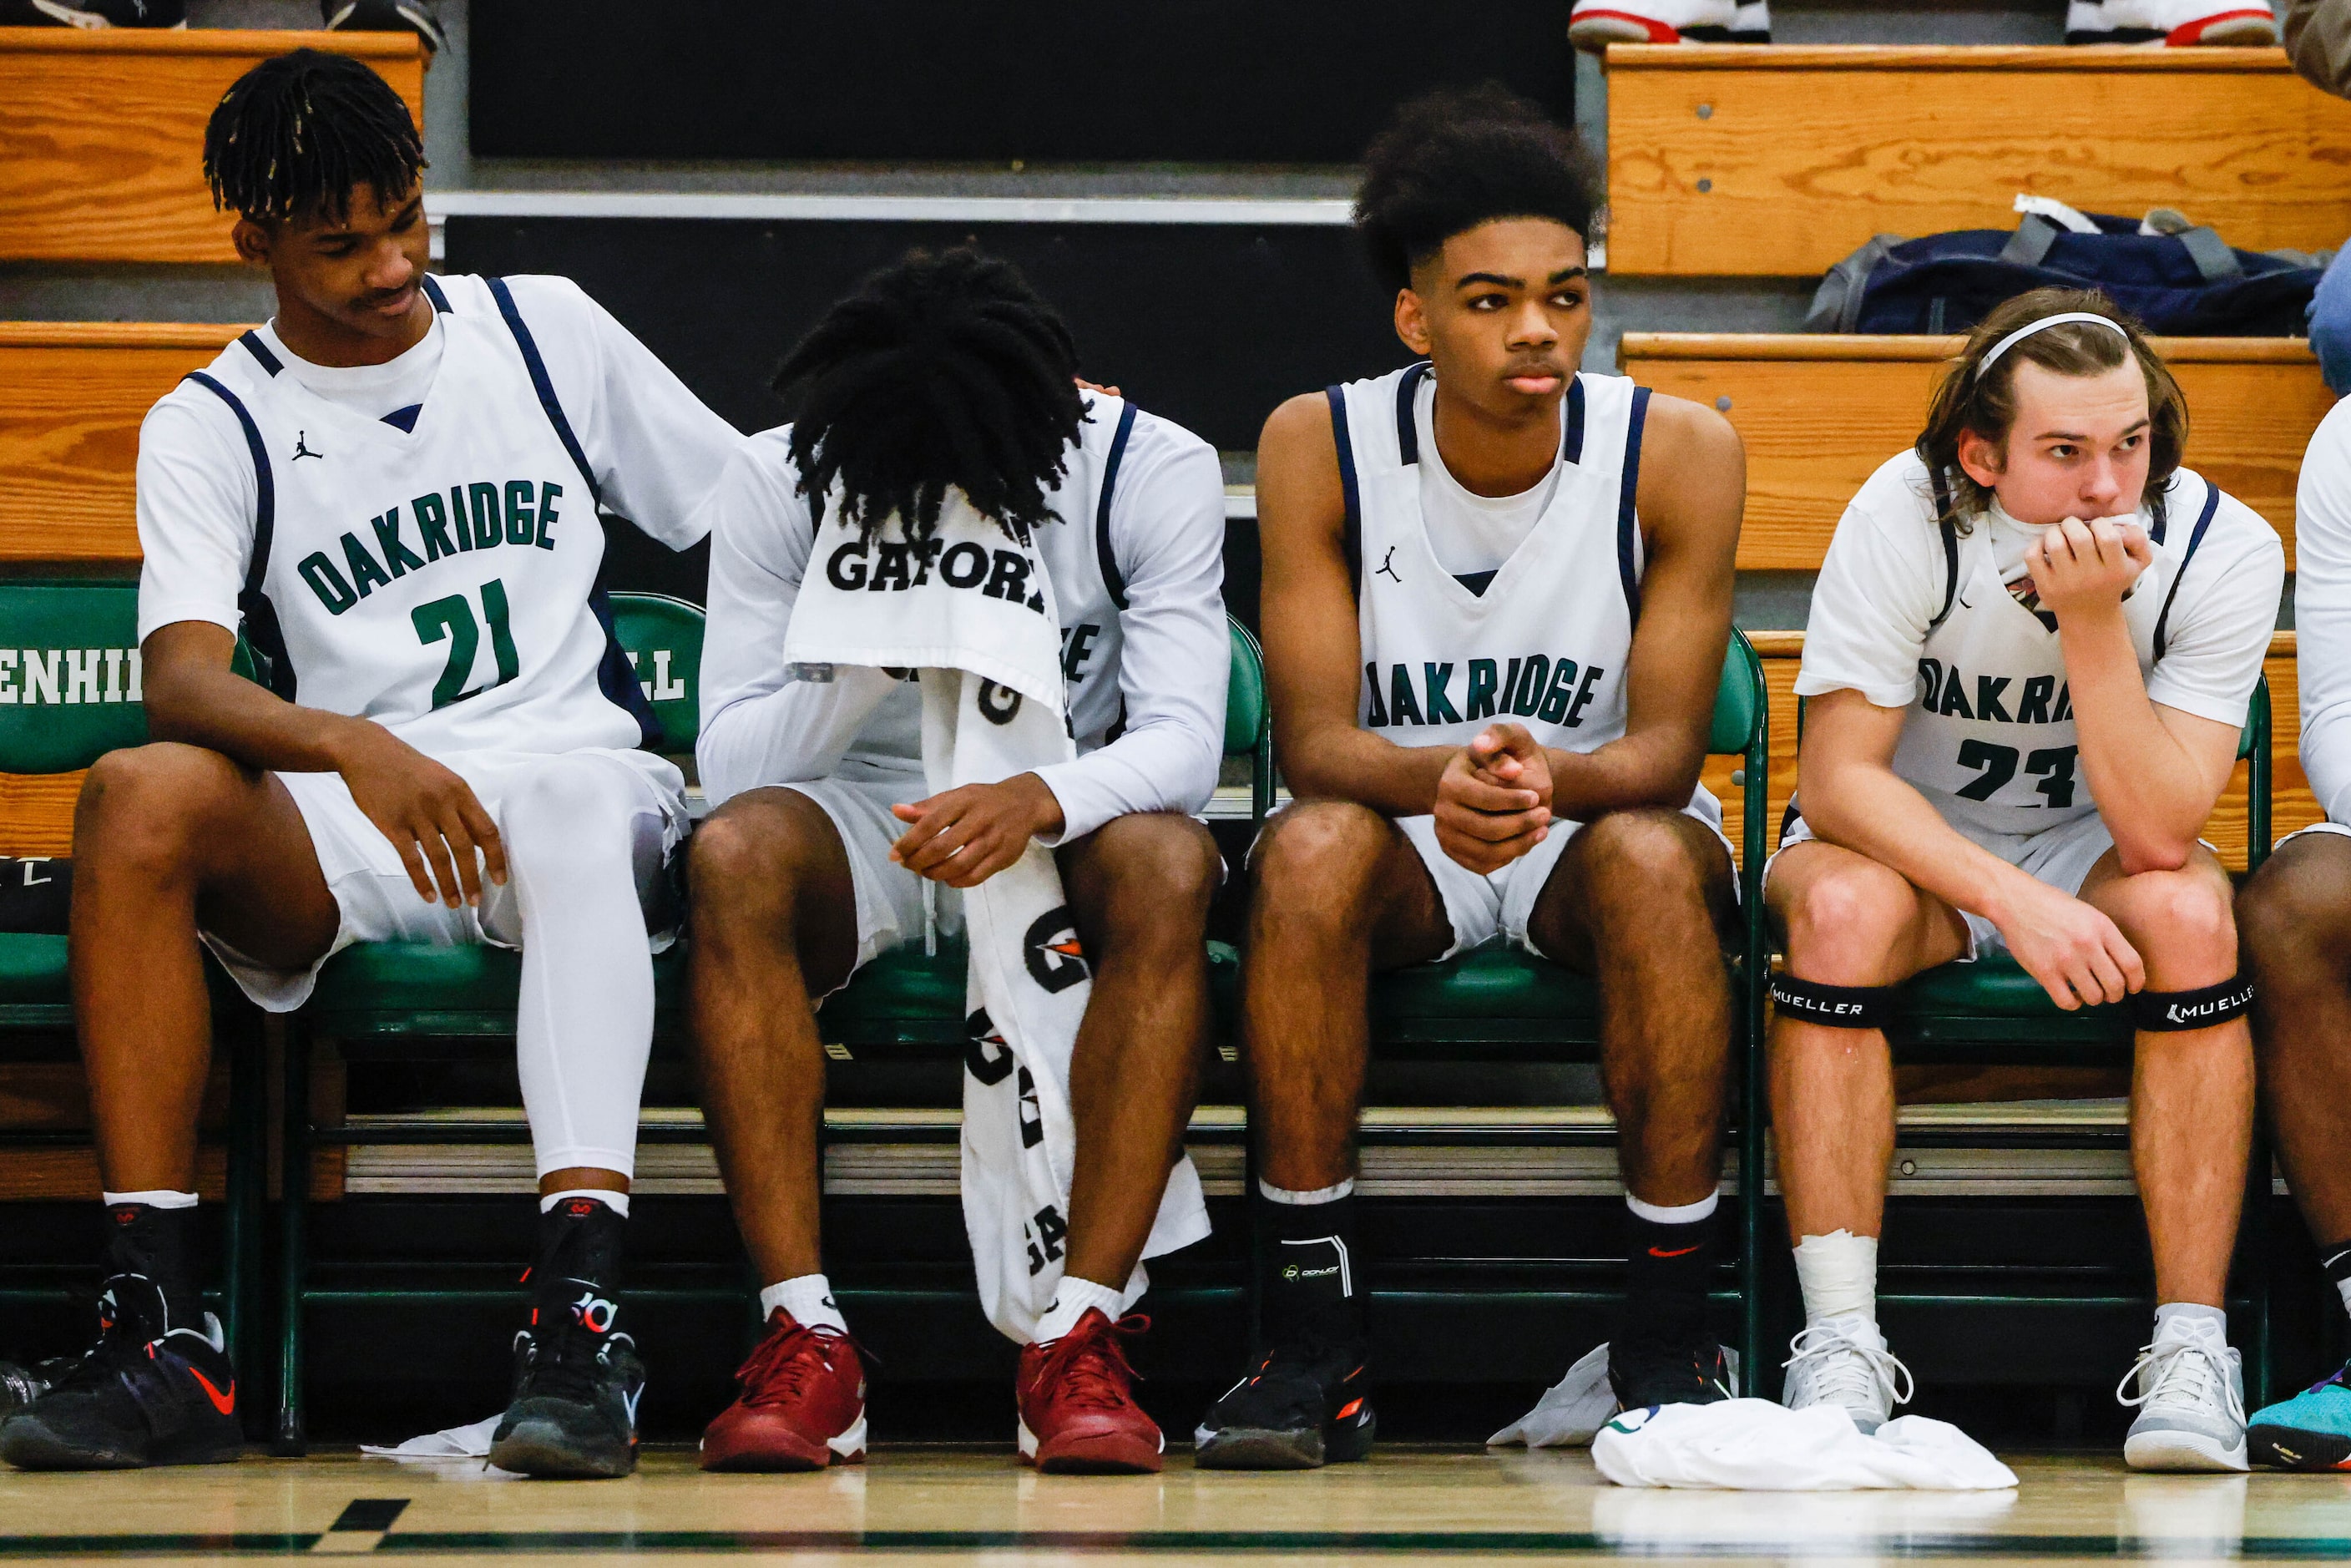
[0,1449,2343,1563]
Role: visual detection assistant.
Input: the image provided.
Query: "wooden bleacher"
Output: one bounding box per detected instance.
[0,29,423,266]
[1622,333,2333,569]
[1604,44,2351,276]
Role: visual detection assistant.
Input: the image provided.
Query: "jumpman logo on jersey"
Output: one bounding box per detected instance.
[291,431,323,462]
[1376,546,1402,584]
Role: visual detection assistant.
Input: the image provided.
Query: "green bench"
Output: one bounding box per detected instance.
[0,582,267,1392]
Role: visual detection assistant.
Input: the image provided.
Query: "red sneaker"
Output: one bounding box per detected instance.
[698,1311,867,1472]
[1015,1310,1163,1474]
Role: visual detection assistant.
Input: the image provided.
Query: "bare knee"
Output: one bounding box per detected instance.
[688,791,840,933]
[1069,812,1219,953]
[2239,841,2351,974]
[74,743,244,876]
[1776,857,1924,987]
[1569,808,1724,914]
[1249,801,1389,910]
[2101,867,2236,985]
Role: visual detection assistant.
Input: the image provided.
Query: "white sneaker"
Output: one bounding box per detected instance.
[2065,1,2281,46]
[2117,1319,2249,1472]
[1569,0,1769,52]
[1781,1313,1913,1437]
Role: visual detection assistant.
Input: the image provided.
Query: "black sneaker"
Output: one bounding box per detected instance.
[0,1277,240,1470]
[322,0,447,53]
[1193,1336,1374,1470]
[16,0,185,24]
[0,1356,76,1418]
[488,1196,641,1479]
[1607,1318,1737,1412]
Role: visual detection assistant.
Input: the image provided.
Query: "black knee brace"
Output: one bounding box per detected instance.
[2130,975,2255,1032]
[1769,972,1897,1029]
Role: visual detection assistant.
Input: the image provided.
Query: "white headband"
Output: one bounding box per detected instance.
[1974,311,2131,379]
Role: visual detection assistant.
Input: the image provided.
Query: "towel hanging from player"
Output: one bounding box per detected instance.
[781,488,1211,1343]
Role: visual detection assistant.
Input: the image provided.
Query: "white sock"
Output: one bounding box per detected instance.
[1034,1275,1126,1344]
[760,1273,847,1334]
[102,1190,198,1210]
[539,1188,629,1218]
[1794,1231,1879,1325]
[1626,1189,1719,1225]
[2153,1302,2227,1345]
[1260,1177,1354,1205]
[2338,1277,2351,1321]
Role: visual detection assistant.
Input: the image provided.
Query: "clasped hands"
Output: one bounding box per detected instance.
[1435,723,1555,874]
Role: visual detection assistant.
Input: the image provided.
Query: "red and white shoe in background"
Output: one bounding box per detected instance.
[1015,1310,1164,1474]
[697,1311,867,1472]
[1569,0,1769,52]
[2065,0,2280,45]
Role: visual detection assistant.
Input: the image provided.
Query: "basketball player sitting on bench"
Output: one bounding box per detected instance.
[1193,86,1747,1471]
[0,51,741,1478]
[690,248,1227,1475]
[1767,291,2280,1472]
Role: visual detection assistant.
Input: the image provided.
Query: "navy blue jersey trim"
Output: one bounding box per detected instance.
[236,331,282,377]
[184,371,296,700]
[421,274,452,314]
[1616,386,1651,623]
[1327,385,1363,602]
[589,585,662,750]
[2152,478,2225,663]
[1929,469,1962,631]
[1095,401,1139,611]
[487,276,603,510]
[1564,377,1586,465]
[1393,362,1431,465]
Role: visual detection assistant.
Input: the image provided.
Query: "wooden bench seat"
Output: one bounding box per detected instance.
[0,29,423,266]
[1620,333,2331,571]
[1604,44,2351,277]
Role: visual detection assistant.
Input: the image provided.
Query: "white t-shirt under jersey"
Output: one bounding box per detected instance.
[1797,450,2281,838]
[1417,382,1563,587]
[134,274,741,756]
[252,314,446,424]
[695,394,1228,845]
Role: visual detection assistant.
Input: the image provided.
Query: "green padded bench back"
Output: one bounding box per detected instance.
[607,591,705,755]
[0,579,148,774]
[1711,630,1767,758]
[1226,615,1267,757]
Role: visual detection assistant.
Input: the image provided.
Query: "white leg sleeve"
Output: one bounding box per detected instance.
[481,755,673,1181]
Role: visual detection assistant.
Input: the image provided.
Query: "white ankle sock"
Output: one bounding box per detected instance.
[1034,1275,1126,1344]
[2153,1302,2227,1345]
[1626,1189,1720,1225]
[539,1188,629,1217]
[1794,1230,1879,1324]
[1259,1177,1354,1205]
[760,1273,847,1334]
[102,1190,197,1210]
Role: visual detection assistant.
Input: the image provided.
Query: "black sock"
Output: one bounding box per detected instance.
[1619,1201,1716,1338]
[102,1201,202,1334]
[1256,1188,1363,1346]
[529,1195,626,1336]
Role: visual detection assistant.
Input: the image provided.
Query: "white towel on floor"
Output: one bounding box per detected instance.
[1487,1342,1741,1449]
[1590,1399,2018,1490]
[361,1413,503,1459]
[782,493,1210,1343]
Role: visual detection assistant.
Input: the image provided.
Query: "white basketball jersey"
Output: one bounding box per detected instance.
[179,275,655,759]
[1892,469,2232,838]
[1333,365,1712,822]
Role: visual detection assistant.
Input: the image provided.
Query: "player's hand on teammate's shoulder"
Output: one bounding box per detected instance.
[1434,724,1554,874]
[2026,514,2153,621]
[889,773,1067,889]
[1993,874,2146,1011]
[327,721,508,908]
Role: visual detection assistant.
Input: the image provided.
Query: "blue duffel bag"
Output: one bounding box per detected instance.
[1807,202,2327,336]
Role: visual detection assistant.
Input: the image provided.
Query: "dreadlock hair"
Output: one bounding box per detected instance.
[774,245,1087,546]
[1354,83,1600,294]
[204,48,425,226]
[1917,287,2187,537]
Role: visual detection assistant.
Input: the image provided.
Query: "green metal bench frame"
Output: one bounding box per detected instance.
[272,599,1272,1451]
[1339,630,1774,1388]
[0,582,267,1390]
[1789,677,2275,1404]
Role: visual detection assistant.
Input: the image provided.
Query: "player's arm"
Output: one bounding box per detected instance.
[2038,518,2243,873]
[2297,407,2351,822]
[139,621,507,908]
[1799,687,2144,1009]
[1549,392,1742,819]
[1257,392,1484,817]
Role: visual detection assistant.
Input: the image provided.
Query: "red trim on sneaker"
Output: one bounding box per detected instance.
[2166,9,2278,43]
[1016,1310,1163,1474]
[1569,9,1683,42]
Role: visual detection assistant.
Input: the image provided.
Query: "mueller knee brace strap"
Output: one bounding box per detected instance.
[2131,974,2255,1032]
[1770,973,1896,1029]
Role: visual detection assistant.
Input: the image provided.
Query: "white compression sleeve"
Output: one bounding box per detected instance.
[490,755,671,1181]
